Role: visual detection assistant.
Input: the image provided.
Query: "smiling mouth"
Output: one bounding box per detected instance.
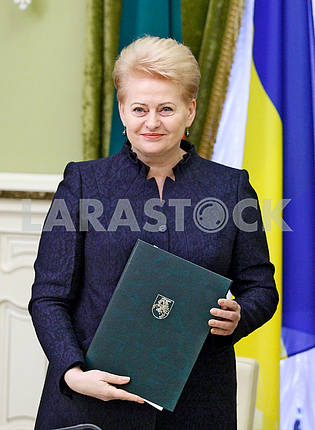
[141,133,165,137]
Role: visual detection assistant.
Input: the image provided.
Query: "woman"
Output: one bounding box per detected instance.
[29,36,278,430]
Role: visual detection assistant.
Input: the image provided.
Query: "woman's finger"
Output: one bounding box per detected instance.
[210,327,232,336]
[218,298,240,311]
[208,318,234,331]
[109,386,145,403]
[210,308,238,322]
[100,371,131,385]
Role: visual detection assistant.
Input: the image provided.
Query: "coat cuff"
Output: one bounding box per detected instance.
[230,299,251,345]
[58,359,86,399]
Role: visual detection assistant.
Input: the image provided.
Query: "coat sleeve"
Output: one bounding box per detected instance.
[229,169,279,344]
[28,161,85,397]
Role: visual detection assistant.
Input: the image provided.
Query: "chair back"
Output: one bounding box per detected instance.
[52,425,103,430]
[236,356,259,430]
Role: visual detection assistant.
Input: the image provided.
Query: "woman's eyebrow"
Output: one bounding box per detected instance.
[159,102,176,106]
[131,103,147,106]
[130,102,176,106]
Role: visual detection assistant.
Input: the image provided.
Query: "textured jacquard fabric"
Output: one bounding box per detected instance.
[28,140,278,430]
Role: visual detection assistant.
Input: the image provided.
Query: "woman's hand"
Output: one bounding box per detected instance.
[64,366,145,404]
[208,298,241,336]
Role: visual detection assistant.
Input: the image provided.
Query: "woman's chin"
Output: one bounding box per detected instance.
[130,136,181,158]
[135,140,168,155]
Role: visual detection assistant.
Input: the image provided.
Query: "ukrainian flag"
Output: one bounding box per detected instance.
[236,1,315,429]
[235,1,283,429]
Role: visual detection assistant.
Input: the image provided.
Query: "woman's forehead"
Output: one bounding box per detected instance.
[123,75,183,103]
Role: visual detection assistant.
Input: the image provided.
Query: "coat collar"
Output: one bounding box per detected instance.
[120,139,198,178]
[92,139,200,198]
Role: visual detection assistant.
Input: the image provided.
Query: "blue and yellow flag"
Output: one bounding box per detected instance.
[236,1,283,429]
[238,1,315,429]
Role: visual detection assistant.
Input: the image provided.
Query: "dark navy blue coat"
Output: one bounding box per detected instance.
[29,140,278,430]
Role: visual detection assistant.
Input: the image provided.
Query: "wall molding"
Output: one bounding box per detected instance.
[0,300,47,428]
[0,172,61,199]
[0,233,40,272]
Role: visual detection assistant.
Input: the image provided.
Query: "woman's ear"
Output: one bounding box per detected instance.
[186,99,197,127]
[118,101,125,126]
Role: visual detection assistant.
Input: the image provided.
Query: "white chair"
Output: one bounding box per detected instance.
[236,357,259,430]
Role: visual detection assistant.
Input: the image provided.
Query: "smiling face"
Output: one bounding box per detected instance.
[118,73,196,161]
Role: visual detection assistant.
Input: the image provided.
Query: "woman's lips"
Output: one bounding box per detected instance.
[141,133,165,140]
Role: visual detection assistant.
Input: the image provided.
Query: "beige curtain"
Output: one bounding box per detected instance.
[82,0,122,160]
[182,0,246,159]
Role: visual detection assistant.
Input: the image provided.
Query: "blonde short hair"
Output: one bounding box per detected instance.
[113,36,200,103]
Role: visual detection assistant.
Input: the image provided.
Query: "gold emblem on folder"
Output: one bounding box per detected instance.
[152,294,174,319]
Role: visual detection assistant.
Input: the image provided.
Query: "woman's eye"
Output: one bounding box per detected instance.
[133,107,145,114]
[161,107,173,114]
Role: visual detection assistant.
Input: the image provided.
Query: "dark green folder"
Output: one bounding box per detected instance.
[85,239,232,411]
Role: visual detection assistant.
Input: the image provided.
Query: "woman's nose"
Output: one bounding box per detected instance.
[145,111,161,129]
